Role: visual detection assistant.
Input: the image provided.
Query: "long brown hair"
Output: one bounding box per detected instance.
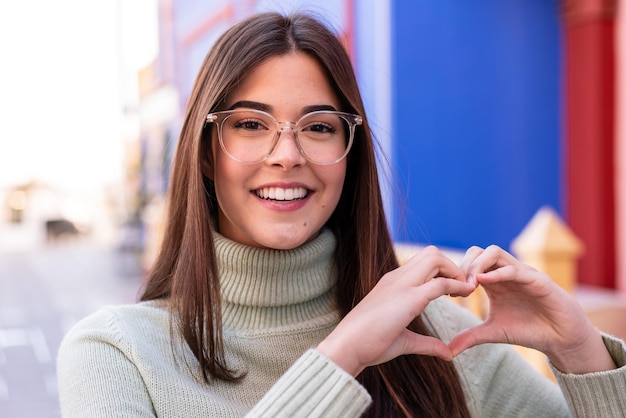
[140,12,470,417]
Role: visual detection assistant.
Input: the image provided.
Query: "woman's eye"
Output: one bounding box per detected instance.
[305,123,335,134]
[234,119,265,130]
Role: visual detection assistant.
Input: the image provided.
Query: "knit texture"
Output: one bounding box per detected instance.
[57,229,626,417]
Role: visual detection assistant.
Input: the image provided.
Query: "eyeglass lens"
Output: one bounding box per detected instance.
[218,110,352,164]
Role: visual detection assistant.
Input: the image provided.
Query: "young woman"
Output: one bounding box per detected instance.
[57,12,626,417]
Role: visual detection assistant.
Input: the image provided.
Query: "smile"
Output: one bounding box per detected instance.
[255,186,308,201]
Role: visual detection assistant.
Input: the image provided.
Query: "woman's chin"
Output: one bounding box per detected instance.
[253,229,321,250]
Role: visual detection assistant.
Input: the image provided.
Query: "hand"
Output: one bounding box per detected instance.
[317,246,476,377]
[448,245,616,374]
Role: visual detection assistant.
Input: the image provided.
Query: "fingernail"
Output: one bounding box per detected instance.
[468,275,476,286]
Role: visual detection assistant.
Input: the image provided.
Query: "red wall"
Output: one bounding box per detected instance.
[563,0,616,288]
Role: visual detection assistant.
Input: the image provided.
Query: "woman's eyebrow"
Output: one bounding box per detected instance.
[227,101,338,114]
[227,101,272,112]
[302,104,337,113]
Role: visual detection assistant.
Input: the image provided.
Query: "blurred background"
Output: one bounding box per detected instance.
[1,0,625,416]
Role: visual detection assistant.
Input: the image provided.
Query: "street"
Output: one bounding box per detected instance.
[0,239,143,418]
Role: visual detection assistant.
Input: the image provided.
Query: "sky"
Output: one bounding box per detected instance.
[0,0,157,192]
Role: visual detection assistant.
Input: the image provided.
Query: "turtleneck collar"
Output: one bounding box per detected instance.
[213,229,339,330]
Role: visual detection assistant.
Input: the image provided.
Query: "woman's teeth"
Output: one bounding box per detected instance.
[256,187,307,201]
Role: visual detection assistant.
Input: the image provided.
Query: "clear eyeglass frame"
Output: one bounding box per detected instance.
[205,108,363,165]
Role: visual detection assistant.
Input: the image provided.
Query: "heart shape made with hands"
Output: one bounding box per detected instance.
[441,264,590,366]
[322,246,601,378]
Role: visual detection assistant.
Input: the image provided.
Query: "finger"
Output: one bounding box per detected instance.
[477,265,565,302]
[475,265,522,284]
[448,323,503,357]
[396,277,477,321]
[418,276,477,302]
[457,246,483,272]
[457,246,484,286]
[403,245,467,285]
[466,244,519,278]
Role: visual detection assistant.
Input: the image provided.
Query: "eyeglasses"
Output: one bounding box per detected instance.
[205,109,362,165]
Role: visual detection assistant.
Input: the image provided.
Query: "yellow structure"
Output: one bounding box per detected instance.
[510,206,584,293]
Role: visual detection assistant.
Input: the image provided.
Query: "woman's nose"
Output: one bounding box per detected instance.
[264,127,307,168]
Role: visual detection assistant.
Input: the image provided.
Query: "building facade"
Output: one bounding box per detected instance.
[131,0,626,291]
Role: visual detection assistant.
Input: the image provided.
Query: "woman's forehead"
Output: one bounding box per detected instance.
[224,52,341,115]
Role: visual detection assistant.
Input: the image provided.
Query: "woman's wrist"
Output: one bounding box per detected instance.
[317,337,363,377]
[548,329,616,374]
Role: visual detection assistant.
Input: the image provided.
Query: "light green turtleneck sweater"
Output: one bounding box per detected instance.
[57,230,626,417]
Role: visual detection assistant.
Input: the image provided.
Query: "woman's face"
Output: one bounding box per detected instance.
[209,52,347,249]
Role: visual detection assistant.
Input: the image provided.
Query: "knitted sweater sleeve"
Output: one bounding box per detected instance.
[57,306,371,417]
[425,297,626,417]
[57,309,156,418]
[551,333,626,416]
[246,349,372,417]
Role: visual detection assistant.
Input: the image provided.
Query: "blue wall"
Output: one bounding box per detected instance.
[168,0,563,251]
[391,1,563,249]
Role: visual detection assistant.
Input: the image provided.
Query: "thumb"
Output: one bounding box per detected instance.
[448,324,500,357]
[404,331,454,361]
